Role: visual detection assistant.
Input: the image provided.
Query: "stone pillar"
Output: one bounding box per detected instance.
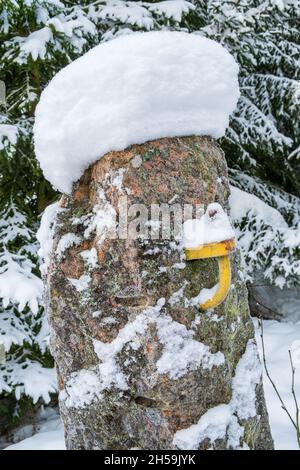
[45,136,273,450]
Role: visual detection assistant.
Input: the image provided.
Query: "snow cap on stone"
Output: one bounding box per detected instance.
[34,31,240,194]
[183,203,235,248]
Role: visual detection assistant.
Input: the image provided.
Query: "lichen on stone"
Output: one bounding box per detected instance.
[46,136,273,450]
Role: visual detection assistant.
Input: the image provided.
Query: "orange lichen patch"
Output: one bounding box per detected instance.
[96,245,107,264]
[73,168,92,203]
[77,339,88,356]
[93,316,129,343]
[59,255,84,278]
[93,329,114,343]
[125,177,143,196]
[58,376,65,391]
[59,241,92,278]
[95,238,115,260]
[179,192,201,205]
[59,194,69,208]
[91,150,132,184]
[161,408,173,419]
[156,183,169,193]
[109,296,119,309]
[106,187,120,207]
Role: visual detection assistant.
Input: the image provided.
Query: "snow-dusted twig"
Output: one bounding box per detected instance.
[259,319,300,448]
[288,350,300,447]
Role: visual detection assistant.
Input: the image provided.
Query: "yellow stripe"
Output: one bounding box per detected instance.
[185,239,235,311]
[185,239,235,260]
[199,256,231,311]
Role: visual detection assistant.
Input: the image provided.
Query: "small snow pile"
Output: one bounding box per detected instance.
[68,274,91,293]
[155,313,224,379]
[173,339,261,450]
[36,201,61,275]
[59,367,107,409]
[34,31,239,193]
[173,404,232,450]
[183,203,235,248]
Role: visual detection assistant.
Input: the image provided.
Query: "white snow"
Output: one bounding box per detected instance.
[98,1,154,30]
[100,316,117,325]
[148,0,195,22]
[60,302,160,409]
[108,168,126,192]
[68,274,91,292]
[230,339,262,420]
[92,310,152,396]
[229,186,287,229]
[98,0,195,32]
[0,359,57,403]
[145,298,224,380]
[92,310,102,319]
[173,404,232,450]
[0,124,18,149]
[290,340,300,366]
[168,283,187,306]
[229,184,300,287]
[80,247,98,268]
[192,283,219,307]
[34,31,239,193]
[173,339,260,450]
[4,409,65,450]
[0,254,43,315]
[83,189,116,242]
[0,310,31,351]
[16,27,53,61]
[183,203,235,248]
[172,262,186,270]
[0,204,44,317]
[155,314,224,379]
[36,201,61,275]
[59,367,107,409]
[56,233,81,260]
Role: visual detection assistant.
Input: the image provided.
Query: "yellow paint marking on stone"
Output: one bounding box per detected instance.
[185,239,235,311]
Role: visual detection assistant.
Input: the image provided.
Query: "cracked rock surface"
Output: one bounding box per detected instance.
[45,136,273,450]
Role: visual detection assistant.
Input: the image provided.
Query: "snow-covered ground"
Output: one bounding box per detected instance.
[4,408,65,451]
[4,319,300,450]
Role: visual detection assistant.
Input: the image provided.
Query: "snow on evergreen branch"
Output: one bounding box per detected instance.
[229,171,300,288]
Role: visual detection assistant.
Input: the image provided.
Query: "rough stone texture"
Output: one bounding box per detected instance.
[46,136,273,450]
